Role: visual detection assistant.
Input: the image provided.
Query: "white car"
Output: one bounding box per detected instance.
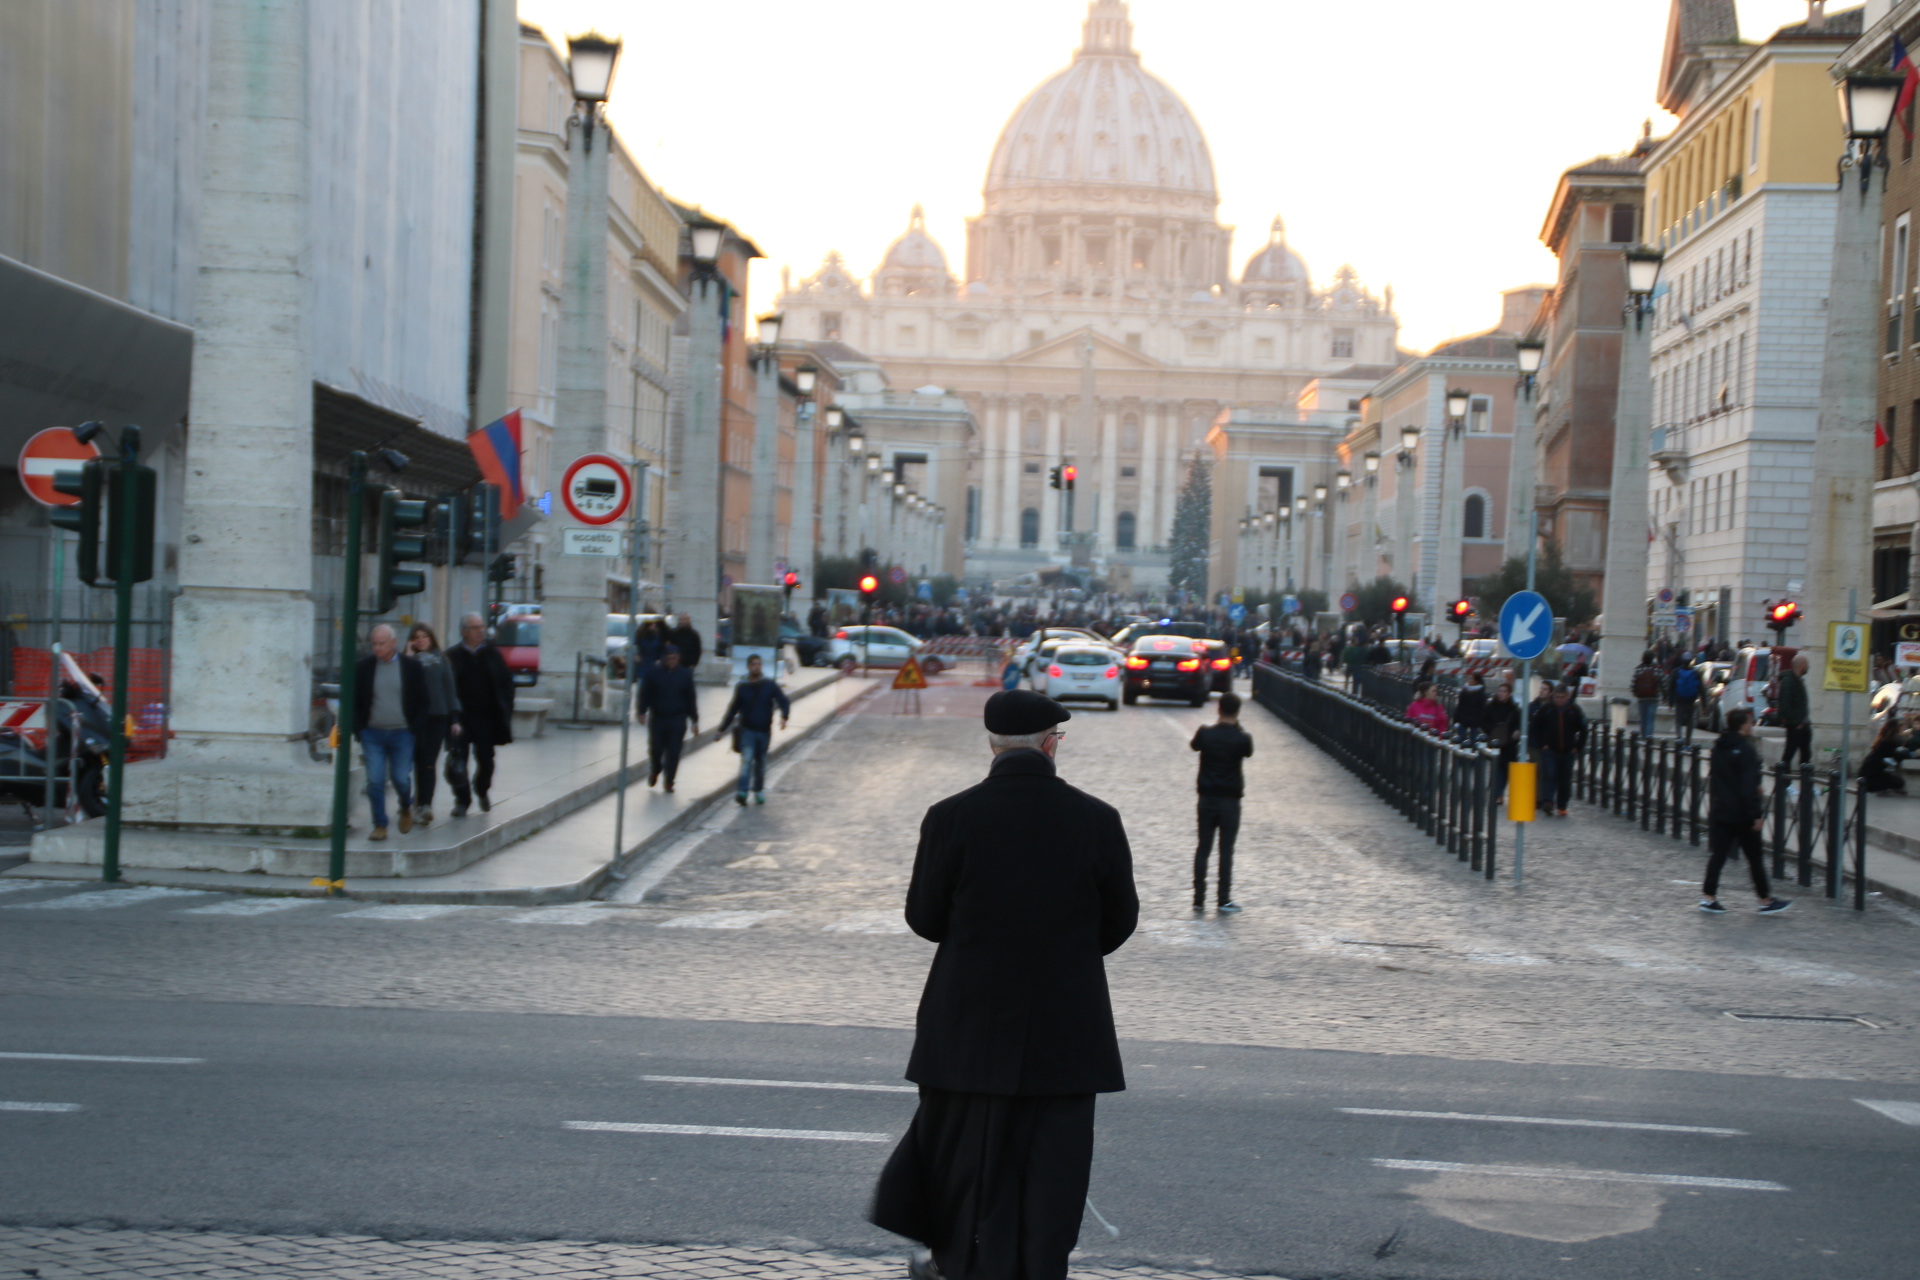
[1016,628,1116,680]
[826,625,945,674]
[1035,643,1122,709]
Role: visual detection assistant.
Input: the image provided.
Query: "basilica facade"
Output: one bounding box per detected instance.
[775,0,1398,587]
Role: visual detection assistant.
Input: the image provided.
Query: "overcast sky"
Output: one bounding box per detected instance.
[518,0,1826,353]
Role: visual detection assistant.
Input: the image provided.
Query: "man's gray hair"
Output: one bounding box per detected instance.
[988,730,1053,753]
[370,623,396,642]
[461,613,486,629]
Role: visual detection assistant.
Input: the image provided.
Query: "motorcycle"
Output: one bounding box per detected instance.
[0,677,114,819]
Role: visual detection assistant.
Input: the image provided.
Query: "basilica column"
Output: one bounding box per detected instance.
[1163,409,1184,544]
[1042,404,1063,545]
[977,400,999,550]
[1001,403,1023,547]
[1098,406,1118,552]
[1140,405,1160,549]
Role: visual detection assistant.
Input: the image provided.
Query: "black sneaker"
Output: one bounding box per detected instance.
[735,793,748,807]
[1217,901,1243,914]
[477,792,491,813]
[1191,901,1205,913]
[1697,898,1726,914]
[1758,898,1792,915]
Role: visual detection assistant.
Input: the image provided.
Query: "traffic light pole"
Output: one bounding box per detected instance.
[100,428,142,884]
[42,534,64,830]
[325,452,368,896]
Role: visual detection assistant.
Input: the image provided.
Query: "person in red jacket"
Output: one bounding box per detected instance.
[1405,681,1450,736]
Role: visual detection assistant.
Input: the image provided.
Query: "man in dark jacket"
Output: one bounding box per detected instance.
[871,689,1137,1280]
[1528,683,1588,817]
[1776,653,1811,769]
[1190,690,1253,913]
[637,644,699,792]
[353,624,429,839]
[1701,708,1790,914]
[444,613,515,816]
[665,612,703,672]
[717,652,790,806]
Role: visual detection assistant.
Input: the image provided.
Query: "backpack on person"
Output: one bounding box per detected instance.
[1633,668,1660,699]
[1674,666,1701,700]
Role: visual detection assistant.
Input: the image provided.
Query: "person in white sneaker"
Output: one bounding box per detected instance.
[1700,708,1790,915]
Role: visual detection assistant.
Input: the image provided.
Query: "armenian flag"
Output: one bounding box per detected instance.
[1897,33,1918,137]
[467,409,524,520]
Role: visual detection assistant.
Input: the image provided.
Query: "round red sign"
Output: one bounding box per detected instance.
[559,453,631,526]
[17,428,101,507]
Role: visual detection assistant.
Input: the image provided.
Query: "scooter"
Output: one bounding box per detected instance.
[0,677,114,819]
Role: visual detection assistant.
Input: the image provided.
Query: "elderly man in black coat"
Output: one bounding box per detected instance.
[444,613,515,817]
[870,689,1138,1280]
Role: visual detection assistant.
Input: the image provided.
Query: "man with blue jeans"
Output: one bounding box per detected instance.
[354,624,429,840]
[718,653,789,805]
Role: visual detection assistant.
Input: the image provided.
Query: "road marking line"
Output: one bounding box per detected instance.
[183,898,318,916]
[566,1120,889,1142]
[1340,1108,1743,1136]
[335,904,481,921]
[500,906,618,925]
[1370,1159,1785,1191]
[822,912,911,934]
[0,1101,82,1112]
[1855,1099,1920,1126]
[642,1074,917,1094]
[5,886,210,911]
[0,1052,203,1064]
[0,883,51,895]
[657,909,788,930]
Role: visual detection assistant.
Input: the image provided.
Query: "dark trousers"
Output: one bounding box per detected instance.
[1674,699,1697,745]
[648,714,689,784]
[1705,821,1771,900]
[870,1088,1094,1280]
[1194,795,1240,905]
[413,714,449,809]
[1780,723,1812,771]
[446,726,498,803]
[1537,748,1576,812]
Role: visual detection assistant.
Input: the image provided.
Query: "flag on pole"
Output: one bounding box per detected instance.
[467,409,524,520]
[1895,34,1917,136]
[1877,419,1890,448]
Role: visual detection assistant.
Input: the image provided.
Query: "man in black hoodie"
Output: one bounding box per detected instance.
[1701,708,1791,914]
[1190,691,1254,914]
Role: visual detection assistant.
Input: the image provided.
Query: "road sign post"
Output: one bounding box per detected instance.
[1499,542,1552,886]
[1827,598,1868,899]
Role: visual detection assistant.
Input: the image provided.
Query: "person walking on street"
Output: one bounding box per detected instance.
[1631,651,1662,738]
[405,624,461,826]
[637,644,699,792]
[444,613,515,816]
[354,624,428,840]
[1190,691,1252,914]
[1671,656,1702,745]
[1529,682,1588,817]
[1342,635,1365,691]
[1406,681,1450,736]
[718,652,790,806]
[1700,708,1791,914]
[666,612,704,674]
[869,689,1137,1280]
[1484,680,1522,799]
[1777,654,1811,770]
[1454,671,1487,745]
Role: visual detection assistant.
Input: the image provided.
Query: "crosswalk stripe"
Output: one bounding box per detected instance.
[0,1101,82,1113]
[1370,1159,1786,1191]
[501,906,618,925]
[821,912,910,934]
[6,887,209,911]
[657,910,788,930]
[336,904,481,921]
[183,898,318,917]
[566,1120,889,1142]
[641,1074,917,1094]
[1340,1107,1744,1136]
[0,1052,202,1064]
[1855,1099,1920,1126]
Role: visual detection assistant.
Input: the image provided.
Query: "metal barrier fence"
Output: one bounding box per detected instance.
[1251,663,1499,879]
[1572,722,1870,909]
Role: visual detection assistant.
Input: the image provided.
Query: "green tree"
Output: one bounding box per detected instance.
[1350,575,1415,626]
[1167,454,1212,600]
[1468,543,1599,626]
[929,574,960,606]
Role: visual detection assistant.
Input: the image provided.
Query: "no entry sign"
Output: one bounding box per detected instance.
[17,428,100,507]
[560,453,631,526]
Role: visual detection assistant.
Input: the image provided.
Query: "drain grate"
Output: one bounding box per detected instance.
[1724,1012,1880,1029]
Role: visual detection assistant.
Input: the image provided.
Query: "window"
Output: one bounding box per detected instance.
[1892,216,1910,357]
[1331,329,1355,359]
[1254,337,1275,361]
[1024,462,1040,473]
[1028,329,1046,348]
[1729,471,1737,527]
[1131,236,1153,271]
[955,326,982,349]
[1120,466,1136,477]
[1022,413,1043,449]
[897,326,918,347]
[1187,332,1217,356]
[1749,103,1762,172]
[1116,511,1137,549]
[1020,508,1040,547]
[1042,236,1062,267]
[966,486,979,541]
[1736,334,1747,405]
[1468,396,1492,433]
[1610,203,1637,243]
[1084,237,1108,270]
[821,312,842,340]
[1463,493,1486,540]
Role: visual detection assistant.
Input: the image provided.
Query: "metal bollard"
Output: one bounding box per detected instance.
[1769,762,1789,880]
[1796,764,1815,888]
[1687,744,1702,846]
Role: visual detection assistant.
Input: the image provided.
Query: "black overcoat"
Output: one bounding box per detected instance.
[903,749,1138,1096]
[446,643,516,746]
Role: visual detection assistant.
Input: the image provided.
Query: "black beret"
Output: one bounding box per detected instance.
[984,689,1071,735]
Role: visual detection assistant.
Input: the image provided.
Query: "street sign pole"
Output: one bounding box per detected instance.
[100,428,144,884]
[42,534,63,831]
[1514,512,1539,888]
[1836,587,1858,901]
[325,452,368,897]
[610,462,648,880]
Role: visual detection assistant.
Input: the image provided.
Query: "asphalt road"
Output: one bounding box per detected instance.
[3,993,1915,1279]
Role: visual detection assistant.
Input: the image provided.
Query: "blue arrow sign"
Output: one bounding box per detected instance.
[1499,591,1551,661]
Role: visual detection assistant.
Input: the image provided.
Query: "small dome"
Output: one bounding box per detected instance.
[1241,216,1308,286]
[880,205,949,275]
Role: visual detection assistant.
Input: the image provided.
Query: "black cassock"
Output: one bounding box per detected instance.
[870,748,1138,1280]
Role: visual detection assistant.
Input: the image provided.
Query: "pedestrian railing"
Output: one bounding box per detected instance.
[1572,723,1870,909]
[1252,663,1500,879]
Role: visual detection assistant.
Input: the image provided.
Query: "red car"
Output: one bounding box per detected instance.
[491,616,540,687]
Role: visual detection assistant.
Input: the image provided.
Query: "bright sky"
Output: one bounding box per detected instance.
[518,0,1824,353]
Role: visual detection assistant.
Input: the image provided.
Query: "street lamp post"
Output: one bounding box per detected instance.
[1334,469,1352,590]
[790,365,818,601]
[1597,246,1666,712]
[1313,482,1330,600]
[676,218,727,674]
[1395,425,1419,603]
[1507,338,1545,563]
[748,312,782,583]
[1362,450,1381,587]
[1434,389,1470,613]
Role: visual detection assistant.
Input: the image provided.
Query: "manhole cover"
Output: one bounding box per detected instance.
[1723,1012,1880,1028]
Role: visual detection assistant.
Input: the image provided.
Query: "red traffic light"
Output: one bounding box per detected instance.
[1767,601,1799,629]
[1390,596,1410,614]
[1451,599,1472,618]
[782,570,800,588]
[1062,464,1077,485]
[857,574,880,596]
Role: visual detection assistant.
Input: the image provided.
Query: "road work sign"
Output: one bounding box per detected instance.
[892,656,928,690]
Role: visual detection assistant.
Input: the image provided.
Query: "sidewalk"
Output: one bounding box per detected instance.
[1856,792,1920,908]
[3,668,874,905]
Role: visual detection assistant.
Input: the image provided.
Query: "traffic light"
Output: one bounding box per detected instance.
[376,488,430,613]
[465,483,500,566]
[1766,600,1800,636]
[1062,464,1077,491]
[488,553,516,584]
[430,494,466,566]
[782,569,800,604]
[1451,599,1472,620]
[49,461,103,585]
[1048,465,1062,490]
[107,461,157,585]
[858,573,880,602]
[1390,595,1410,616]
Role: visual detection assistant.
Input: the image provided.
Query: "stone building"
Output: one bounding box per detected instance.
[774,0,1396,589]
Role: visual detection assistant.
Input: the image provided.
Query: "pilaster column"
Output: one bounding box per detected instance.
[1140,406,1160,550]
[747,352,778,582]
[791,400,816,594]
[1598,298,1656,708]
[1436,419,1467,609]
[1098,406,1118,552]
[1506,378,1539,562]
[1163,407,1182,544]
[1042,405,1063,544]
[1000,402,1022,548]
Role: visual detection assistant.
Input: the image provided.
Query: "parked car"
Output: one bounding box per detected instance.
[782,615,831,668]
[826,625,945,674]
[491,616,541,686]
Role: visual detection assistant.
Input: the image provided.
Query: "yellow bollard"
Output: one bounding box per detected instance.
[1507,762,1536,822]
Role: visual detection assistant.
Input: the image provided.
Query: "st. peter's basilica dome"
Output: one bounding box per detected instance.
[873,204,956,297]
[1240,216,1309,286]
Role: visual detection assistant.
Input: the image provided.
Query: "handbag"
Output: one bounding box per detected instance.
[730,725,742,753]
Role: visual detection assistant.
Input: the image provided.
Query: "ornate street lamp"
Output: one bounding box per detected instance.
[1363,450,1380,476]
[1446,389,1471,425]
[565,32,622,103]
[794,366,817,395]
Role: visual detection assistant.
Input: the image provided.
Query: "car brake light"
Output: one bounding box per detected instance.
[1105,666,1118,679]
[1176,658,1201,671]
[1152,638,1175,651]
[833,629,848,639]
[1126,655,1150,669]
[1211,658,1231,670]
[1049,666,1063,679]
